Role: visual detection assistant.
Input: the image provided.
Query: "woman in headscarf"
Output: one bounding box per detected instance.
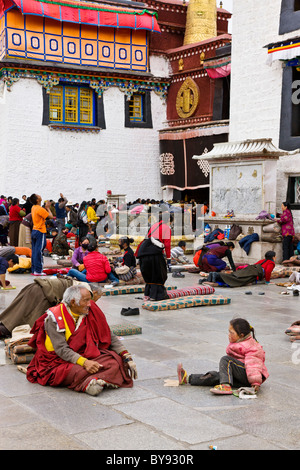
[137,212,172,301]
[276,201,295,262]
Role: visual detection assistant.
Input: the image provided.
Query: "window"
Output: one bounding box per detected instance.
[279,66,300,150]
[292,67,300,136]
[287,176,300,209]
[129,94,143,122]
[49,85,93,125]
[42,84,106,129]
[279,0,300,34]
[124,91,153,128]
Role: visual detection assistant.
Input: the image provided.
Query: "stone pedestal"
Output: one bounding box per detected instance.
[192,139,289,262]
[202,216,283,263]
[193,139,290,217]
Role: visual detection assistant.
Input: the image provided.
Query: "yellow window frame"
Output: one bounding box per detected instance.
[49,85,94,125]
[129,94,143,122]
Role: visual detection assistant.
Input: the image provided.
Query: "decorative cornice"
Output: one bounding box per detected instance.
[166,34,232,61]
[0,65,170,100]
[192,138,292,162]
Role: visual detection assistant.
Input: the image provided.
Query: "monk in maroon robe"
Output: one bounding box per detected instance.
[27,285,137,396]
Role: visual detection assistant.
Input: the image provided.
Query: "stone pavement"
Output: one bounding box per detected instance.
[1,263,300,451]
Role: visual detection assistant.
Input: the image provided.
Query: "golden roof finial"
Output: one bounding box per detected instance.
[184,0,217,46]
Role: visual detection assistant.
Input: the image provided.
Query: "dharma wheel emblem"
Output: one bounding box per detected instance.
[176,77,199,119]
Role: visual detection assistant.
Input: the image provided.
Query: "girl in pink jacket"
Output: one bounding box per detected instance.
[178,318,269,395]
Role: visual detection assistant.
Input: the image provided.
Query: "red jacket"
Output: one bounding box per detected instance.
[255,259,275,283]
[83,251,111,282]
[226,336,269,386]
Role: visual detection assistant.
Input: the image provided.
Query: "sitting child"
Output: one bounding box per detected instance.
[177,318,269,395]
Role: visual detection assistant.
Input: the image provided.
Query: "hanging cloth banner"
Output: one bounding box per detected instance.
[203,56,231,79]
[266,38,300,65]
[1,0,161,32]
[206,64,231,79]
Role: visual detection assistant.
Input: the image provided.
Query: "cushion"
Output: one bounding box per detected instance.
[142,295,231,311]
[110,324,142,336]
[102,285,177,296]
[167,286,214,298]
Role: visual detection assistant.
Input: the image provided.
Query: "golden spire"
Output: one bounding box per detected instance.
[184,0,217,46]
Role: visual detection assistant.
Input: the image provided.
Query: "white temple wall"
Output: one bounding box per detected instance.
[230,0,300,230]
[0,78,166,204]
[230,0,283,145]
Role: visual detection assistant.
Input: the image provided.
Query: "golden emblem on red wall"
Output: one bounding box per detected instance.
[176,77,199,119]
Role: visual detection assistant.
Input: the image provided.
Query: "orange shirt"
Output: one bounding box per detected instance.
[31,205,50,233]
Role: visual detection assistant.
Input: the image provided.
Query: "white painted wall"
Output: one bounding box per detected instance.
[229,0,300,230]
[0,78,167,204]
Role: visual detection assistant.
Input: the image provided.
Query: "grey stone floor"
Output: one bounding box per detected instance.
[1,261,300,451]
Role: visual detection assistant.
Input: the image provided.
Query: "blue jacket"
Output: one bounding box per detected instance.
[239,233,259,255]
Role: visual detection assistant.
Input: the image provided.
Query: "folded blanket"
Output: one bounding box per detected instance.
[167,286,215,298]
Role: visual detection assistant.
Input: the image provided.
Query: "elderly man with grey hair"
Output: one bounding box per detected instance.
[27,284,137,396]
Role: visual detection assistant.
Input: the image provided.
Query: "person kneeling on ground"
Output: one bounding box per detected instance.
[177,318,268,395]
[171,241,190,265]
[203,250,276,287]
[26,285,137,395]
[0,254,18,289]
[68,237,120,285]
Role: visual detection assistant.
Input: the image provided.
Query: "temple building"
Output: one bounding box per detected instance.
[151,0,232,202]
[0,0,169,201]
[0,0,231,202]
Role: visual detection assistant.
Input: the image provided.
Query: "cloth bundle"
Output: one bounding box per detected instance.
[4,324,35,364]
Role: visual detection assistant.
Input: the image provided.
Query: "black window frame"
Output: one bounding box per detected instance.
[124,90,153,128]
[286,176,300,210]
[279,0,300,35]
[279,66,300,150]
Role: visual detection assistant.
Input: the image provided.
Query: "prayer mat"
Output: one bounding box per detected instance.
[57,259,72,267]
[167,286,215,298]
[271,266,300,279]
[142,295,231,311]
[110,324,142,336]
[102,285,177,296]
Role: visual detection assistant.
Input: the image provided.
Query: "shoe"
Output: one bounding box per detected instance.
[121,307,140,316]
[32,272,47,276]
[210,384,233,395]
[111,281,119,287]
[172,272,185,278]
[85,379,104,396]
[177,363,188,385]
[245,291,252,295]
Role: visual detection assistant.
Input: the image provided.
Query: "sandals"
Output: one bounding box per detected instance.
[210,384,232,395]
[177,363,188,385]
